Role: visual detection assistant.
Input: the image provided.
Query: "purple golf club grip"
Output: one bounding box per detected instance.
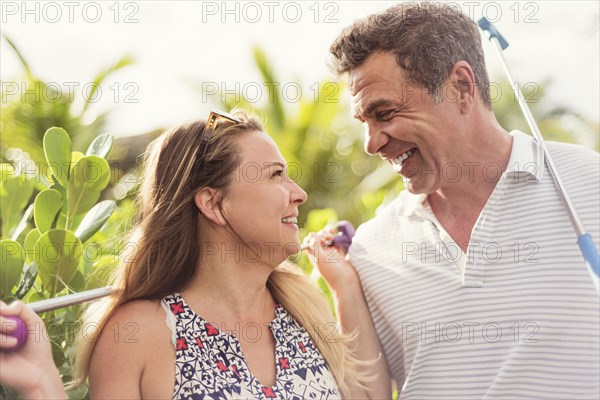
[2,316,27,352]
[329,221,355,253]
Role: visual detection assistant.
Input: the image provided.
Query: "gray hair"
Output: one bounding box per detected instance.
[329,2,492,108]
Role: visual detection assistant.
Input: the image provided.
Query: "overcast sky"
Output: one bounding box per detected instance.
[1,1,598,137]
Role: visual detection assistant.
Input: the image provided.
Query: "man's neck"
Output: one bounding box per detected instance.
[427,124,513,251]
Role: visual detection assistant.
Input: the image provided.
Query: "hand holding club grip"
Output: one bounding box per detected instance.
[2,286,114,352]
[300,220,355,253]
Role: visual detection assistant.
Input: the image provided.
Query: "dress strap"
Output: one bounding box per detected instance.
[160,296,178,347]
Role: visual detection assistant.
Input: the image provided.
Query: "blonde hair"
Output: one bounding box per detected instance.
[268,262,372,397]
[74,111,370,397]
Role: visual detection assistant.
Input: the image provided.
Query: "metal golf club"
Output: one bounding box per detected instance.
[478,17,600,294]
[2,286,115,352]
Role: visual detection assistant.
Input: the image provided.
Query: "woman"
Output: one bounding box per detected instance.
[0,110,390,399]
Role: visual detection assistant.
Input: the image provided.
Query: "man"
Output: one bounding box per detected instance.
[330,2,600,398]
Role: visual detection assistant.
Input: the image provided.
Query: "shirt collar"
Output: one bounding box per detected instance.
[397,191,428,217]
[505,130,545,182]
[396,130,544,218]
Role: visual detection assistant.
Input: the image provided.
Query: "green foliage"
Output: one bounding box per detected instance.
[0,33,133,168]
[0,165,35,238]
[43,127,72,187]
[66,155,111,228]
[0,240,25,298]
[295,208,340,308]
[34,229,82,296]
[74,200,117,243]
[492,79,598,149]
[0,126,120,395]
[33,189,63,233]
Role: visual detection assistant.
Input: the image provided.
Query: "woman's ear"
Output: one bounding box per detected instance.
[194,187,226,226]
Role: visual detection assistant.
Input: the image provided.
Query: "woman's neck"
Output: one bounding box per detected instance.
[180,249,277,326]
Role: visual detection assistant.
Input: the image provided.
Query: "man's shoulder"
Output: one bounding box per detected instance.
[546,141,599,182]
[546,141,599,163]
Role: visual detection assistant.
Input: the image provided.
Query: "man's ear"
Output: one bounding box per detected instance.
[194,187,226,226]
[450,61,476,113]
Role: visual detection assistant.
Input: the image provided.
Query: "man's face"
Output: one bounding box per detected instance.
[349,51,466,195]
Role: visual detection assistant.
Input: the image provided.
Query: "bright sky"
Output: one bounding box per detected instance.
[1,1,598,137]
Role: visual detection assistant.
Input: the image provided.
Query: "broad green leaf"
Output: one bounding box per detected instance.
[0,239,25,298]
[74,200,116,243]
[48,310,77,339]
[69,156,110,191]
[15,262,38,299]
[24,228,41,264]
[71,151,84,165]
[68,190,101,230]
[34,189,63,233]
[50,340,66,368]
[69,270,86,292]
[23,290,44,303]
[34,229,82,296]
[67,155,111,225]
[0,164,35,238]
[86,133,114,159]
[43,127,72,188]
[51,182,68,229]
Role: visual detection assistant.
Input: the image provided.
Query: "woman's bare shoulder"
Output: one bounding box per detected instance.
[109,298,166,324]
[93,298,168,354]
[88,299,172,399]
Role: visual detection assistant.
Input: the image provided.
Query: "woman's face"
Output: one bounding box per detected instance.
[220,130,307,265]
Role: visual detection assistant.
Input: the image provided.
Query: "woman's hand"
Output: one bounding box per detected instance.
[0,301,66,399]
[302,226,361,295]
[303,227,393,399]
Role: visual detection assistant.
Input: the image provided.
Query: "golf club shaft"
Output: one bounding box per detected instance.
[29,286,114,314]
[489,38,585,236]
[479,18,599,293]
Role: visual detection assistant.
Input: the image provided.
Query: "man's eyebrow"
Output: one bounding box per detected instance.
[261,162,286,170]
[353,99,394,120]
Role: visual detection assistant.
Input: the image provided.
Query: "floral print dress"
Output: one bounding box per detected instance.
[161,293,341,399]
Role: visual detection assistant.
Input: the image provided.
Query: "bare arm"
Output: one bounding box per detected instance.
[304,230,392,399]
[88,302,148,400]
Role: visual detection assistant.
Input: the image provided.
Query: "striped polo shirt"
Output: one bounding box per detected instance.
[348,131,600,399]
